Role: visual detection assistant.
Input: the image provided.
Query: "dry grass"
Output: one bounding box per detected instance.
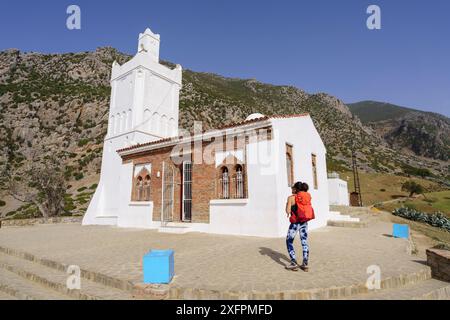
[341,171,445,206]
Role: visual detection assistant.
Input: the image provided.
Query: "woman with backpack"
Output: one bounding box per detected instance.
[285,182,315,272]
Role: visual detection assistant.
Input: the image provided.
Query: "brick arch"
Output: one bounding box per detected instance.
[132,167,151,201]
[216,155,247,199]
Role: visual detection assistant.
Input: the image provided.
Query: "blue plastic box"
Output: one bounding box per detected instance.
[393,224,409,239]
[143,250,174,284]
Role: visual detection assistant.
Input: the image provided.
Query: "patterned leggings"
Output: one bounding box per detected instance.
[286,222,309,265]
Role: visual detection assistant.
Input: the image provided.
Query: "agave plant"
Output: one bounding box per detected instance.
[393,207,450,232]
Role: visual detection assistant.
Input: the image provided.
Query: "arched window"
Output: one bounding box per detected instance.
[286,153,293,187]
[161,115,168,137]
[144,175,151,201]
[221,167,230,199]
[312,154,318,190]
[169,118,176,136]
[136,176,144,201]
[122,111,127,132]
[235,165,244,199]
[127,109,132,131]
[152,112,160,134]
[144,109,151,131]
[110,115,115,135]
[114,113,120,134]
[132,164,152,201]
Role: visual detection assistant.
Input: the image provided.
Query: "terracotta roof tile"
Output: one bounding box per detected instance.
[117,113,309,153]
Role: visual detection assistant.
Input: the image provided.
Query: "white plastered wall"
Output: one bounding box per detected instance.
[209,116,329,238]
[271,117,329,236]
[328,178,350,206]
[82,28,182,227]
[208,138,280,237]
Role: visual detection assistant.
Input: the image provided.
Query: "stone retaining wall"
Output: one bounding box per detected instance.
[427,248,450,282]
[0,216,83,228]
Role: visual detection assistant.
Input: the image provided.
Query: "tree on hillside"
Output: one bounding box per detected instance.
[401,181,424,198]
[6,155,67,219]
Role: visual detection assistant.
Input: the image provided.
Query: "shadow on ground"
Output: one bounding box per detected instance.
[259,247,290,267]
[412,260,429,266]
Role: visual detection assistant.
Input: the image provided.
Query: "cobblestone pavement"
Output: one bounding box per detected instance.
[0,222,428,293]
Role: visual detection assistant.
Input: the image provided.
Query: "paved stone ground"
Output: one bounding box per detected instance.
[0,221,429,293]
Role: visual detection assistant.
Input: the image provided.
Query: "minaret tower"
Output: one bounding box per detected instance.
[83,28,182,225]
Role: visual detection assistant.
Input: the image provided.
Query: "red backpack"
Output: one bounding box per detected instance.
[291,192,315,223]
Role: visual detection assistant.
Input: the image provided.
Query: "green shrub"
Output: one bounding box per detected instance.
[393,207,450,232]
[77,139,89,147]
[77,187,87,192]
[6,210,16,217]
[64,201,76,212]
[401,181,424,197]
[0,200,5,207]
[89,183,98,190]
[74,172,84,181]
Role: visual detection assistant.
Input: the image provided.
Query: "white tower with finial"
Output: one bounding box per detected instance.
[83,27,182,226]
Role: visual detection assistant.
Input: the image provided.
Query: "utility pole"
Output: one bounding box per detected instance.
[349,115,363,207]
[351,149,363,207]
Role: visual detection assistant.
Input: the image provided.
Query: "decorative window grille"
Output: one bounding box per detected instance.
[221,167,230,199]
[182,161,192,221]
[235,165,244,199]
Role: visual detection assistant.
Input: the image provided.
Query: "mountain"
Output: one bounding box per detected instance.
[348,101,450,161]
[0,48,448,217]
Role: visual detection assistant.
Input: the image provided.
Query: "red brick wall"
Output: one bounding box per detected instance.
[123,143,215,223]
[121,127,272,223]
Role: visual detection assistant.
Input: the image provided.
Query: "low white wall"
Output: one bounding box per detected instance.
[116,162,158,229]
[209,140,280,238]
[83,131,159,227]
[328,178,349,206]
[117,202,157,229]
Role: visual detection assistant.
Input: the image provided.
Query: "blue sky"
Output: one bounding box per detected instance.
[1,0,449,116]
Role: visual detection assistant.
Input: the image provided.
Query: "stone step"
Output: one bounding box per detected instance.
[158,224,192,234]
[330,205,372,214]
[0,252,137,300]
[327,220,369,228]
[346,278,450,300]
[327,214,360,222]
[0,268,72,300]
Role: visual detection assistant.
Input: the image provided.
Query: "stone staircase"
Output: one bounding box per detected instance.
[0,250,138,300]
[0,244,449,300]
[327,206,377,228]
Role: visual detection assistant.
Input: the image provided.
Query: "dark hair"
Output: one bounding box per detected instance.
[300,182,309,192]
[292,181,302,193]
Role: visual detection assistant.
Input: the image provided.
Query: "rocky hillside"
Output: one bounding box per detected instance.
[348,101,450,161]
[0,48,448,217]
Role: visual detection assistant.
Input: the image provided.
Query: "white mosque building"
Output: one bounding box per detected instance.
[83,27,350,237]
